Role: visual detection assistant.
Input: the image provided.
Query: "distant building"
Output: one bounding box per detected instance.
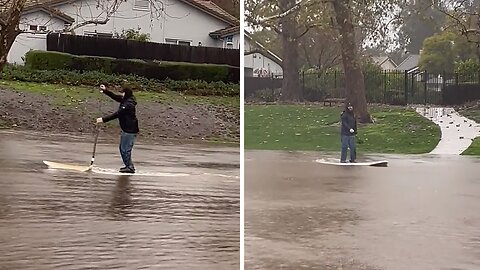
[244,32,283,78]
[371,56,397,70]
[396,54,420,72]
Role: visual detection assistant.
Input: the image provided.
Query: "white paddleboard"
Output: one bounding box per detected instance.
[91,167,190,177]
[315,159,388,167]
[44,161,190,177]
[43,161,92,172]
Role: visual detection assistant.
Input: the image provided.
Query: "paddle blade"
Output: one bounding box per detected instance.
[43,161,92,172]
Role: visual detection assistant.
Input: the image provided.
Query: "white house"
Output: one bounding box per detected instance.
[371,56,397,70]
[244,32,283,78]
[8,0,239,64]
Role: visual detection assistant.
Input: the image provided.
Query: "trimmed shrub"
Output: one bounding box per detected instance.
[24,50,239,83]
[1,64,239,97]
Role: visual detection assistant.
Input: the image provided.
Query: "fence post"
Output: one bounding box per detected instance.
[383,70,387,104]
[302,70,305,99]
[442,71,446,105]
[404,71,408,105]
[424,71,428,105]
[455,73,459,85]
[334,70,337,89]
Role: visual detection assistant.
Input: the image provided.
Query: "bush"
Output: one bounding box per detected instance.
[24,50,239,83]
[1,64,239,96]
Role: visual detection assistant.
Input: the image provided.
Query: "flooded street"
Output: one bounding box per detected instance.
[245,150,480,270]
[0,131,239,269]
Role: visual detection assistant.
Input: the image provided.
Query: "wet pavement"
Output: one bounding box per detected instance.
[416,107,480,155]
[245,150,480,270]
[0,130,239,269]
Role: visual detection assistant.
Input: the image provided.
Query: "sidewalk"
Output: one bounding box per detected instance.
[416,107,480,155]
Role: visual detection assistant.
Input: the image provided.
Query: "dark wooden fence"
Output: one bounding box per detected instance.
[47,33,240,67]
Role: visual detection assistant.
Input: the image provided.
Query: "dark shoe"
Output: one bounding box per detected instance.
[119,166,127,172]
[349,160,356,163]
[120,167,135,174]
[119,167,135,173]
[340,160,347,163]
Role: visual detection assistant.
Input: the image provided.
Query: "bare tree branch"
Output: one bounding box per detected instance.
[67,18,109,32]
[258,1,302,23]
[295,23,322,39]
[258,0,333,23]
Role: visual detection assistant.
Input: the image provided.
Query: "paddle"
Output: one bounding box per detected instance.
[90,127,100,167]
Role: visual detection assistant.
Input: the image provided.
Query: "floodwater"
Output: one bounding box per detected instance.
[0,130,239,269]
[245,150,480,270]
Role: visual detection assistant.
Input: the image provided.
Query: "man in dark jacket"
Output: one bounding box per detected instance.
[340,102,357,163]
[96,84,139,173]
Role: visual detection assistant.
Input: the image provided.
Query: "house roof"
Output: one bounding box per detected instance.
[24,0,239,26]
[181,0,238,26]
[209,25,239,39]
[244,32,283,67]
[372,56,397,67]
[396,54,420,71]
[244,49,283,67]
[23,5,74,23]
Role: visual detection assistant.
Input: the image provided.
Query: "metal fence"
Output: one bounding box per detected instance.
[246,70,480,105]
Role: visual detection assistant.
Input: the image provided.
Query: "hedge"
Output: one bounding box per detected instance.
[24,50,240,83]
[1,64,240,96]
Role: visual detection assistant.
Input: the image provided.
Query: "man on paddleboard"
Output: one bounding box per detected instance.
[96,84,139,174]
[340,102,357,163]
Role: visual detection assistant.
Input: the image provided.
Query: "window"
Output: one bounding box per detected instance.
[134,0,150,10]
[225,35,234,48]
[165,38,178,45]
[165,38,192,46]
[29,25,38,31]
[84,31,113,38]
[39,26,47,32]
[178,40,191,46]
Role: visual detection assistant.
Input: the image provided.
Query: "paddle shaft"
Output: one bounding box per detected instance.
[90,128,100,166]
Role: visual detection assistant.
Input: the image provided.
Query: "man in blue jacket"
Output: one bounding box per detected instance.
[340,102,357,163]
[96,84,139,173]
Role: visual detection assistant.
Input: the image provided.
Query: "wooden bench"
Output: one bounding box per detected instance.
[323,97,346,106]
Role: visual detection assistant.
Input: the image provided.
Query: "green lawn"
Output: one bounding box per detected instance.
[0,80,239,108]
[245,105,441,154]
[462,137,480,155]
[457,105,480,156]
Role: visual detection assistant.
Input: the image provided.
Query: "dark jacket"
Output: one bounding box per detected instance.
[102,89,139,134]
[341,110,357,136]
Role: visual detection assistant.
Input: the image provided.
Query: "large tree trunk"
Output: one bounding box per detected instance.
[278,0,302,102]
[332,0,371,123]
[0,0,27,76]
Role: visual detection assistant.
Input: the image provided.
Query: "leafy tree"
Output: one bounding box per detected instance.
[419,30,477,74]
[247,0,406,122]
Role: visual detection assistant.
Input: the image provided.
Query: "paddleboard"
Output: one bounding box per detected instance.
[91,167,191,177]
[315,159,388,167]
[44,161,191,177]
[43,161,92,172]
